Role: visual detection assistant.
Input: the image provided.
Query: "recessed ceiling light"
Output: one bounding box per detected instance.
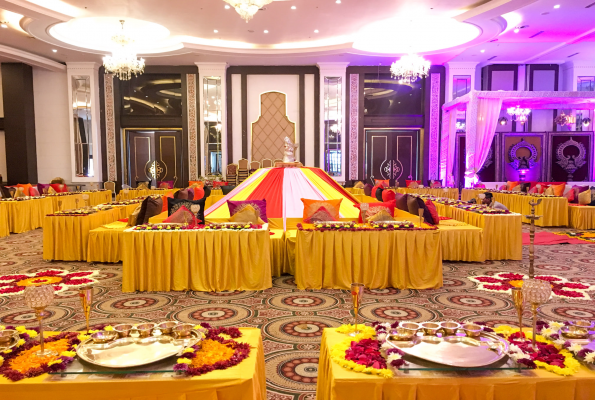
[291,5,296,9]
[554,4,560,8]
[0,23,7,28]
[225,5,230,9]
[52,49,57,53]
[214,29,218,33]
[336,0,341,3]
[264,30,269,33]
[314,29,319,33]
[480,49,485,53]
[514,27,520,33]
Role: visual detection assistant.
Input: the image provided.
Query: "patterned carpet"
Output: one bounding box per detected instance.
[2,228,595,400]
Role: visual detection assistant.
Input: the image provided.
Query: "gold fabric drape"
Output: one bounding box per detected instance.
[43,208,121,261]
[438,219,485,262]
[396,187,459,200]
[1,197,53,235]
[295,228,442,290]
[122,228,272,292]
[450,208,522,260]
[569,205,595,230]
[316,328,595,400]
[0,328,266,400]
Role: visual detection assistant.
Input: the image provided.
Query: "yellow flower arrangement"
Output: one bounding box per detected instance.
[7,339,71,373]
[0,355,4,367]
[336,324,375,336]
[104,326,114,331]
[189,339,235,369]
[177,357,192,364]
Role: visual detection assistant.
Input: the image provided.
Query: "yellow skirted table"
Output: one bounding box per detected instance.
[345,187,365,196]
[0,328,266,400]
[206,194,225,210]
[111,203,142,219]
[461,188,487,202]
[116,188,178,201]
[270,229,287,277]
[80,190,112,206]
[48,193,84,211]
[396,187,459,200]
[295,227,442,290]
[122,227,272,292]
[437,219,485,262]
[434,202,455,218]
[568,205,595,230]
[316,328,595,400]
[43,208,122,261]
[87,221,128,263]
[450,208,522,260]
[1,197,54,235]
[211,188,223,196]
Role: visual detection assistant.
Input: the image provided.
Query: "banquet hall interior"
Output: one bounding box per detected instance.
[2,0,595,398]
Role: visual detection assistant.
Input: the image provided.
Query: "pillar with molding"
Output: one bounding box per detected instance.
[444,62,479,102]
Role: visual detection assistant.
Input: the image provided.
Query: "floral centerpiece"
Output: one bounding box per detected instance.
[1,196,46,202]
[470,272,595,300]
[174,324,251,376]
[47,209,95,216]
[133,224,204,231]
[453,204,511,214]
[536,321,595,367]
[0,269,99,297]
[297,221,437,231]
[0,326,79,381]
[205,223,263,230]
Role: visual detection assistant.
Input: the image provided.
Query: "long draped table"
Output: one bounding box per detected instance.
[317,328,595,400]
[0,197,54,236]
[294,227,442,290]
[48,193,84,211]
[450,208,522,260]
[116,188,178,201]
[438,219,484,262]
[568,205,595,229]
[43,208,121,261]
[0,328,266,400]
[122,227,272,292]
[396,187,459,199]
[80,190,112,206]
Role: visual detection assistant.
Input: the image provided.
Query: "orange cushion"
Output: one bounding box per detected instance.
[551,183,565,197]
[188,181,204,188]
[353,201,396,223]
[406,180,421,188]
[50,183,68,193]
[371,185,383,199]
[301,198,342,222]
[161,191,174,212]
[16,184,32,196]
[425,200,439,225]
[506,181,519,191]
[193,187,205,200]
[382,190,396,203]
[374,179,389,188]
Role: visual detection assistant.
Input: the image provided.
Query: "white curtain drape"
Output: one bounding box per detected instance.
[440,109,457,185]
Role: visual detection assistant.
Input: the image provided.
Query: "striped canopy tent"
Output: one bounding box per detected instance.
[205,167,360,230]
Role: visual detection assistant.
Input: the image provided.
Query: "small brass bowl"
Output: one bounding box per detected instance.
[440,321,460,336]
[173,323,194,338]
[563,325,589,339]
[395,322,420,340]
[0,329,16,344]
[157,321,179,334]
[461,323,483,338]
[420,322,441,336]
[91,331,118,344]
[136,323,156,338]
[569,320,594,329]
[113,324,134,338]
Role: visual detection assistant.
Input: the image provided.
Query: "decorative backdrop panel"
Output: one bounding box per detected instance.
[429,73,441,180]
[550,133,592,182]
[349,74,359,180]
[104,74,117,182]
[251,92,296,161]
[187,74,198,180]
[502,134,543,182]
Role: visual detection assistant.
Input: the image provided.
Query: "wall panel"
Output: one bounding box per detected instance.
[304,74,315,167]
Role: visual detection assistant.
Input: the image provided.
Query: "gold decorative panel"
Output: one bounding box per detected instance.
[251,92,296,161]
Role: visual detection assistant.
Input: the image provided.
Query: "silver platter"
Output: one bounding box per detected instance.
[76,331,201,369]
[0,333,21,351]
[387,332,509,368]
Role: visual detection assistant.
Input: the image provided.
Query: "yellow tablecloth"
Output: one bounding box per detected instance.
[116,188,178,201]
[317,328,595,400]
[0,328,266,400]
[461,188,486,202]
[87,221,128,263]
[438,219,485,262]
[397,187,459,200]
[270,229,286,277]
[122,227,272,292]
[80,190,112,206]
[450,208,522,260]
[521,196,568,227]
[112,203,141,219]
[568,205,595,230]
[295,227,442,290]
[48,194,84,211]
[206,194,225,210]
[211,188,223,196]
[434,203,454,218]
[1,197,54,235]
[43,208,121,261]
[345,188,365,196]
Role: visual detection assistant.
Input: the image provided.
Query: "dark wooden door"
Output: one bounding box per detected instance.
[365,129,419,187]
[127,130,183,188]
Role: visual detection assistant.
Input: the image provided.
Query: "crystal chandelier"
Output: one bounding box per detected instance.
[222,0,274,22]
[507,105,531,125]
[103,20,145,80]
[390,53,431,83]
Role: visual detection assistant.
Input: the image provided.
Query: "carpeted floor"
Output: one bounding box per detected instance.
[2,228,595,400]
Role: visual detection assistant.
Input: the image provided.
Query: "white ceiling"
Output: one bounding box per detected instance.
[0,0,593,68]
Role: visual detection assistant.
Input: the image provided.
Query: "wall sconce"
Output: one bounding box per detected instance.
[499,117,508,125]
[583,118,591,127]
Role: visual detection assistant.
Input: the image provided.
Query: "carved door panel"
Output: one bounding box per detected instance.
[365,130,419,187]
[128,131,155,187]
[155,131,182,187]
[127,130,183,188]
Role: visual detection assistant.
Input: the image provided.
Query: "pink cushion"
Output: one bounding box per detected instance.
[29,187,40,197]
[163,206,198,224]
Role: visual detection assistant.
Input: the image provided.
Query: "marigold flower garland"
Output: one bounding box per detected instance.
[174,324,251,376]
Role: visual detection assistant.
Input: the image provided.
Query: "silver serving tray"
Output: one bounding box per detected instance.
[76,332,201,369]
[0,333,21,351]
[387,332,509,368]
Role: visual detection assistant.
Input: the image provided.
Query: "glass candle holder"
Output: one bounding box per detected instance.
[522,279,551,349]
[24,284,57,358]
[350,283,365,337]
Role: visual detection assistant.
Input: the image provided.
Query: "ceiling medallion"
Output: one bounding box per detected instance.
[390,53,431,84]
[222,0,274,22]
[102,20,145,81]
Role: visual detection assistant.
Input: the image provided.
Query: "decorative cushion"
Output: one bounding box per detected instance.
[511,184,521,192]
[137,196,163,225]
[407,195,420,216]
[188,188,195,200]
[371,185,382,200]
[188,180,204,188]
[212,181,229,187]
[363,184,373,197]
[228,200,268,222]
[572,185,589,204]
[354,201,395,223]
[429,180,441,188]
[374,186,384,201]
[16,184,32,196]
[563,189,575,203]
[48,186,57,195]
[193,187,206,200]
[473,183,486,189]
[382,190,396,203]
[544,186,555,196]
[204,186,212,198]
[50,183,68,193]
[425,200,439,225]
[167,197,206,224]
[164,206,199,224]
[221,185,235,195]
[394,192,408,212]
[158,180,173,189]
[162,191,174,212]
[578,189,592,205]
[374,179,389,188]
[520,183,531,193]
[499,184,507,190]
[137,182,149,190]
[528,186,539,194]
[229,204,266,224]
[29,187,40,197]
[551,183,565,197]
[126,205,142,227]
[367,209,395,222]
[415,197,434,225]
[14,187,26,198]
[0,186,12,199]
[174,188,190,200]
[406,180,421,188]
[354,181,365,189]
[301,198,342,223]
[506,181,519,191]
[37,183,51,194]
